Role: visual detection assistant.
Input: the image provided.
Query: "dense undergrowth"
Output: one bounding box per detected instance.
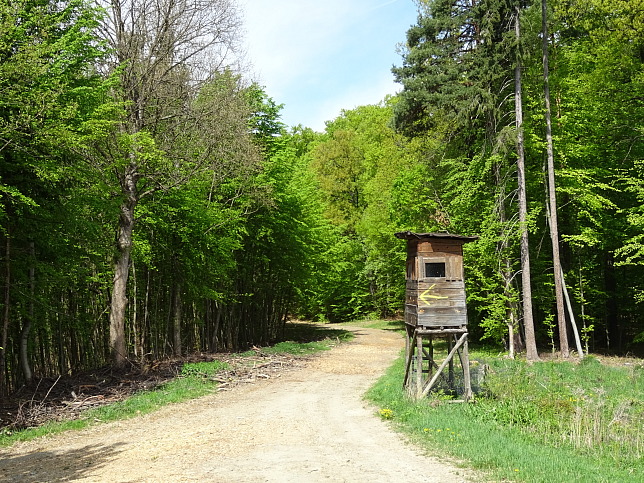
[366,345,644,482]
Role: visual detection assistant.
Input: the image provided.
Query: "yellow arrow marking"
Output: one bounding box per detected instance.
[420,284,449,305]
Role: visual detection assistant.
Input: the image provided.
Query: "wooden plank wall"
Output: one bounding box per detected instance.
[404,238,469,328]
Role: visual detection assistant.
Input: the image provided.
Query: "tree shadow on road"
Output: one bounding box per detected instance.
[0,442,127,482]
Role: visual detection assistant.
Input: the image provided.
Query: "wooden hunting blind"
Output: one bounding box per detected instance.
[395,231,478,400]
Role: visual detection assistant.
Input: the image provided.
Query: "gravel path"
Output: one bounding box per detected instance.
[0,326,474,482]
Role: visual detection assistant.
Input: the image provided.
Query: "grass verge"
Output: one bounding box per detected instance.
[240,322,354,357]
[366,350,644,482]
[0,367,222,447]
[328,318,406,332]
[0,322,352,447]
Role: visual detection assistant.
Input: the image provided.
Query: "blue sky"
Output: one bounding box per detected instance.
[240,0,420,132]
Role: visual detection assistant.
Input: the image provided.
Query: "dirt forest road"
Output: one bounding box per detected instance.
[0,326,474,483]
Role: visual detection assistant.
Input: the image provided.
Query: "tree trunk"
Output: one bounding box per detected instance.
[211,299,221,352]
[20,241,35,383]
[496,159,519,359]
[516,6,539,361]
[502,261,521,358]
[0,231,11,396]
[604,252,619,351]
[173,280,182,357]
[142,265,151,362]
[109,165,138,368]
[131,259,139,358]
[541,0,568,357]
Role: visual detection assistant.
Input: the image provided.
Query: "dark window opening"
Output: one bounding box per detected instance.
[425,262,445,278]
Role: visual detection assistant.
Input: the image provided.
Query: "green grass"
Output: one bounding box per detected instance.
[239,322,354,357]
[0,368,221,447]
[180,360,231,378]
[331,318,406,332]
[0,323,351,447]
[366,351,644,482]
[0,372,217,447]
[260,339,343,355]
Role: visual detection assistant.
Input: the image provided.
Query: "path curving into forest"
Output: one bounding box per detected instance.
[0,326,474,482]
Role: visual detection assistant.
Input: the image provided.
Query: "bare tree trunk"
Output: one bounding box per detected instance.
[541,0,569,357]
[560,267,584,358]
[143,266,150,360]
[496,176,518,358]
[173,280,182,357]
[502,262,519,358]
[20,241,35,383]
[212,300,221,352]
[109,165,138,368]
[516,6,539,361]
[0,231,10,396]
[131,259,139,358]
[579,265,590,354]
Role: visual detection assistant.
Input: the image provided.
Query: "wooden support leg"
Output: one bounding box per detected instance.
[428,336,434,379]
[462,334,472,401]
[416,334,423,399]
[448,335,454,389]
[403,326,415,389]
[420,333,467,399]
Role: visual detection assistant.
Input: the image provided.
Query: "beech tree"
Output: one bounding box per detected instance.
[93,0,252,366]
[540,0,569,357]
[0,0,107,393]
[308,103,418,321]
[544,0,644,351]
[514,3,539,360]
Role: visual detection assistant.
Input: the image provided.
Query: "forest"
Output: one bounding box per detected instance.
[0,0,642,396]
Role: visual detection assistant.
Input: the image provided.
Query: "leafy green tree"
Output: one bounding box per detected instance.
[539,0,644,351]
[0,0,109,393]
[93,0,253,366]
[307,102,420,320]
[541,0,569,357]
[392,0,535,350]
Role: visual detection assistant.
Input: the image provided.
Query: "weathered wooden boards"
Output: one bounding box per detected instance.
[396,231,476,330]
[405,281,468,327]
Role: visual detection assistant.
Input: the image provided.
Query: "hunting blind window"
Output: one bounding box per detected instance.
[425,261,446,278]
